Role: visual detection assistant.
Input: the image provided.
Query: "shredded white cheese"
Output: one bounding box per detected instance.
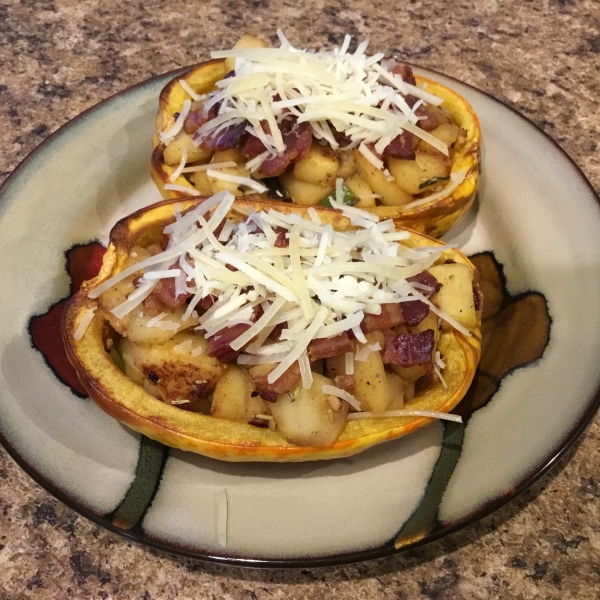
[94,191,471,384]
[74,308,96,341]
[321,384,362,411]
[200,32,447,159]
[348,410,462,422]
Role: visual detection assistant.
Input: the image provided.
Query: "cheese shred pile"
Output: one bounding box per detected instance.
[160,30,448,172]
[90,191,468,386]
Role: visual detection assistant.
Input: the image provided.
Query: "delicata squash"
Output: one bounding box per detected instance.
[151,32,480,238]
[62,193,482,462]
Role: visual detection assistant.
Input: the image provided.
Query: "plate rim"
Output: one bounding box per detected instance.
[1,63,599,569]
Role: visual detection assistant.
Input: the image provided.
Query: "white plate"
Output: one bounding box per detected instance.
[0,67,599,567]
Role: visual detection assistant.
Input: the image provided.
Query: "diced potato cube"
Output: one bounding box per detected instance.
[428,263,477,330]
[353,334,393,412]
[280,171,334,205]
[353,149,413,206]
[386,372,405,410]
[345,173,376,207]
[430,123,459,148]
[269,373,350,446]
[293,142,339,186]
[164,132,212,166]
[225,35,269,72]
[212,364,247,422]
[337,152,357,180]
[387,150,451,195]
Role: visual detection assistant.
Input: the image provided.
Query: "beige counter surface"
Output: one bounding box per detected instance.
[1,1,599,598]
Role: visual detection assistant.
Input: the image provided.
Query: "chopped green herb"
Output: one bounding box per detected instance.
[319,184,359,207]
[419,176,450,190]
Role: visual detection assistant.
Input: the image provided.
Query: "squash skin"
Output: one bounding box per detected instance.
[151,60,481,238]
[62,197,482,462]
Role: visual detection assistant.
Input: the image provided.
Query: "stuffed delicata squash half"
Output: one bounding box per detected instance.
[152,32,480,238]
[62,192,482,462]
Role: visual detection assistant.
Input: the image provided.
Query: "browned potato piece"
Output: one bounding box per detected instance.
[212,364,247,421]
[127,332,225,404]
[225,34,269,72]
[353,149,413,206]
[385,372,405,410]
[164,132,213,166]
[280,171,334,205]
[268,373,350,446]
[191,169,213,194]
[345,173,376,208]
[390,363,427,382]
[337,152,357,180]
[353,333,392,412]
[126,307,199,344]
[293,143,339,186]
[430,123,460,148]
[388,150,451,196]
[428,263,477,330]
[207,149,252,196]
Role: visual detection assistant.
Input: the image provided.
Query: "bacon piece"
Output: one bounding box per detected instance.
[199,294,217,310]
[252,362,302,402]
[394,330,435,368]
[198,121,247,151]
[183,103,218,135]
[242,134,267,158]
[333,375,355,392]
[380,329,399,364]
[383,131,415,160]
[414,105,440,131]
[268,322,285,342]
[142,295,165,317]
[258,121,312,177]
[207,323,252,362]
[308,333,353,361]
[400,300,430,327]
[392,64,416,86]
[148,276,190,311]
[273,226,289,248]
[362,303,405,333]
[407,271,441,298]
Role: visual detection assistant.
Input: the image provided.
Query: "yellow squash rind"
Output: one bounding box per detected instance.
[62,197,482,462]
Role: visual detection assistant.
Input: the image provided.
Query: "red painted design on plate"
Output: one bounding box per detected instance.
[29,243,106,396]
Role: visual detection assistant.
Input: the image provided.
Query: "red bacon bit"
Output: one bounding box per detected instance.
[473,286,482,312]
[207,323,252,362]
[392,64,416,86]
[308,333,353,361]
[142,295,166,317]
[148,275,190,311]
[407,271,441,298]
[333,375,355,392]
[384,131,415,160]
[268,322,285,341]
[362,303,405,333]
[394,329,435,368]
[242,134,267,159]
[414,105,440,131]
[183,103,218,135]
[252,363,302,402]
[381,329,399,364]
[399,300,430,327]
[273,226,289,248]
[198,121,247,152]
[257,121,312,177]
[199,294,217,310]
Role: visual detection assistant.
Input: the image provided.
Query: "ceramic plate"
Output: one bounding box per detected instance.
[1,67,599,568]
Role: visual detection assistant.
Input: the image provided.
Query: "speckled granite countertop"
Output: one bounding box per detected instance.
[1,0,600,598]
